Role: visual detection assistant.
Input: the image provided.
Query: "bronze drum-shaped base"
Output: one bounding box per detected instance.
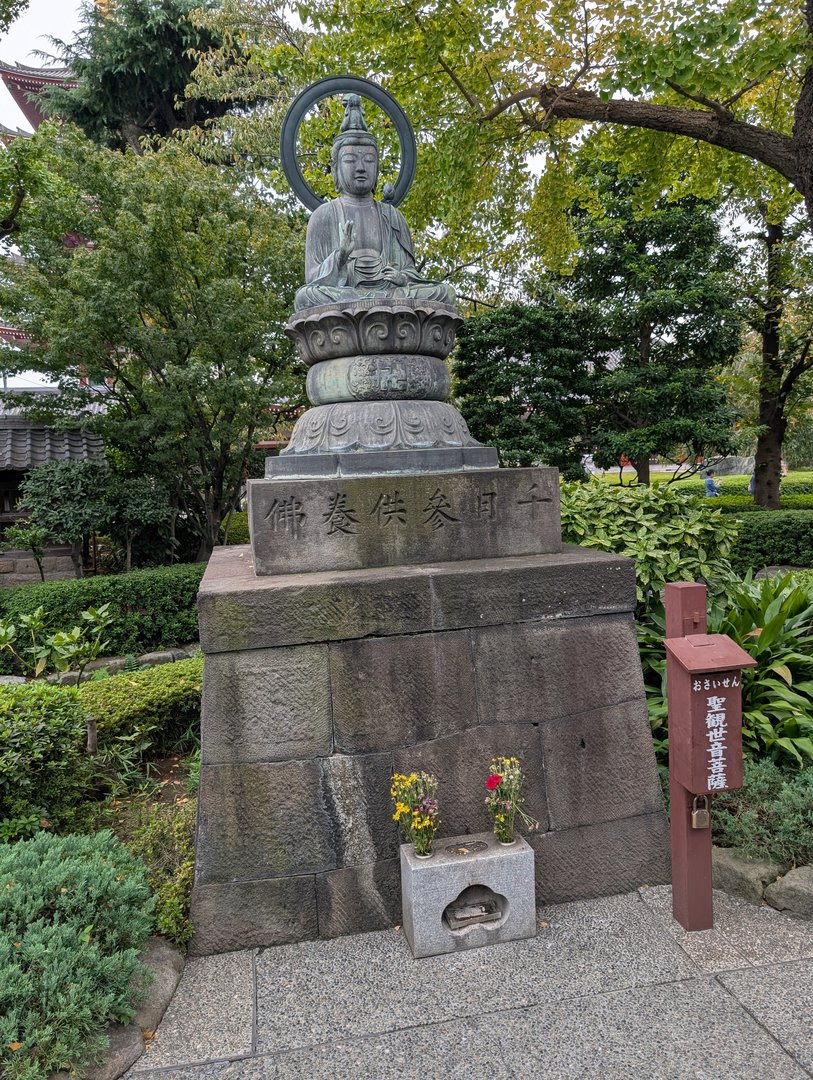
[306,353,451,405]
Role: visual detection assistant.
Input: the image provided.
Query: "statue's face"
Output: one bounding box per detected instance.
[335,142,378,196]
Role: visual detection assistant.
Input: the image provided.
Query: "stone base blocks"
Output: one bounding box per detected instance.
[401,832,536,958]
[191,509,670,955]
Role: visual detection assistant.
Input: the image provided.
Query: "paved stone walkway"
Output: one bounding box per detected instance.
[125,885,813,1080]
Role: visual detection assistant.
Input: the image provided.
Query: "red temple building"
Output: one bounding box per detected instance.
[0,60,75,130]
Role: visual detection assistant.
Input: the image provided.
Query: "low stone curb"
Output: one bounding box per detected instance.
[49,935,185,1080]
[52,643,200,685]
[713,846,813,918]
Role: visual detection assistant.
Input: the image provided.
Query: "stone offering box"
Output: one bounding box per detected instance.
[401,832,536,959]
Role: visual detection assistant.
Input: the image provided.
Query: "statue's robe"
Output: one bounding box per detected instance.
[294,195,455,311]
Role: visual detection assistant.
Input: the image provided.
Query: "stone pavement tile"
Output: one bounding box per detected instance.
[719,959,813,1073]
[255,891,695,1053]
[213,976,805,1080]
[122,1066,236,1080]
[129,951,255,1072]
[639,885,813,971]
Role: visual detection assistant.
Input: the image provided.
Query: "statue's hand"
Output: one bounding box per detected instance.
[338,220,354,266]
[382,267,408,286]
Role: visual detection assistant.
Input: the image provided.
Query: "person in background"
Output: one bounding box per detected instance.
[749,471,757,496]
[704,470,722,496]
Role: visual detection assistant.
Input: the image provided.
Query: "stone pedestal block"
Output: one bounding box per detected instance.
[400,832,536,958]
[248,466,560,575]
[191,543,670,955]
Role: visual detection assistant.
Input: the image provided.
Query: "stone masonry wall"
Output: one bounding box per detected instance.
[191,545,670,955]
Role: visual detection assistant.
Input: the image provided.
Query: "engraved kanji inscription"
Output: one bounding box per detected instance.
[422,488,460,530]
[476,490,498,520]
[370,492,407,527]
[517,483,552,518]
[264,495,305,538]
[322,493,359,535]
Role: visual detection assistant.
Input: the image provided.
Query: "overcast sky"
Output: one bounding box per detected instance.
[0,0,82,129]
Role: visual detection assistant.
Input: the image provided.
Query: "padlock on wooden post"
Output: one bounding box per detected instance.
[691,795,710,829]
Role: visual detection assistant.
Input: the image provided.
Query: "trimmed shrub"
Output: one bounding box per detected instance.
[0,683,99,839]
[79,655,203,755]
[560,481,738,608]
[0,564,205,666]
[729,511,813,573]
[223,511,249,546]
[671,471,813,497]
[715,494,813,513]
[713,759,813,867]
[0,830,154,1080]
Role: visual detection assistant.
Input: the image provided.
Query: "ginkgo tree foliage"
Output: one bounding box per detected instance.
[190,0,811,281]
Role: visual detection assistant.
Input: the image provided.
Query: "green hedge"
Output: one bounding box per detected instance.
[223,511,249,546]
[716,494,813,512]
[0,830,153,1080]
[0,682,99,839]
[0,564,205,672]
[80,654,203,755]
[730,511,813,573]
[671,471,813,497]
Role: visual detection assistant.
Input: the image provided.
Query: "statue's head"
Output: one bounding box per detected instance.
[331,93,379,197]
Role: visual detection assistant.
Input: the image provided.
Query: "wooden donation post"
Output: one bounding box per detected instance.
[664,583,756,931]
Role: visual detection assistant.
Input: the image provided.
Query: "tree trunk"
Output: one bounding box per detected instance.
[633,457,651,485]
[70,540,84,578]
[793,5,813,228]
[125,534,133,572]
[754,221,786,509]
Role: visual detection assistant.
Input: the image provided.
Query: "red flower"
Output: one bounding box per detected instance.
[486,774,502,790]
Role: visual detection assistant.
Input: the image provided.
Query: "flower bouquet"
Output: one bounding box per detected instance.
[390,771,441,857]
[485,756,539,844]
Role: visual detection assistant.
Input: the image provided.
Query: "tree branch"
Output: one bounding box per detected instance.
[481,85,799,186]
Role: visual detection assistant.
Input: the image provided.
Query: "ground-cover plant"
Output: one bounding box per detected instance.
[0,830,154,1080]
[124,798,197,949]
[0,682,100,840]
[79,654,203,757]
[639,574,813,768]
[0,563,204,674]
[712,759,813,868]
[560,481,739,609]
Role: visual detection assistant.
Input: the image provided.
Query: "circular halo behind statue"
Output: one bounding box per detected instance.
[280,75,417,211]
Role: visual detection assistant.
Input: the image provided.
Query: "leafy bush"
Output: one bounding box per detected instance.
[729,511,813,573]
[639,574,813,768]
[715,494,813,512]
[713,759,813,868]
[0,563,204,674]
[223,511,249,546]
[126,799,197,949]
[0,830,154,1080]
[560,481,738,608]
[0,683,100,840]
[79,655,203,756]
